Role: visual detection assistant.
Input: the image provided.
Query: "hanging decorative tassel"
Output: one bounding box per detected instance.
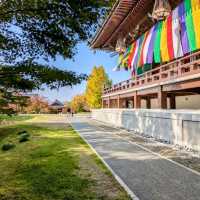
[152,0,171,20]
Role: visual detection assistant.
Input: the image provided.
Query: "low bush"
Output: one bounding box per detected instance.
[17,130,28,135]
[19,133,30,143]
[1,143,15,151]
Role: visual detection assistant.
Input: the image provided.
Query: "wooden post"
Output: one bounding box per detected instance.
[120,98,124,108]
[169,94,176,109]
[108,98,110,109]
[158,87,167,109]
[146,96,151,109]
[134,92,141,109]
[109,99,112,108]
[117,95,120,108]
[125,99,129,108]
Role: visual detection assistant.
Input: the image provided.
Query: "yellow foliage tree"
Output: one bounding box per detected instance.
[85,66,112,109]
[71,95,88,113]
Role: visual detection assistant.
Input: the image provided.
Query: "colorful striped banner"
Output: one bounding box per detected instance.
[154,21,163,63]
[139,31,150,67]
[147,24,158,64]
[117,0,200,77]
[161,19,170,62]
[133,36,144,67]
[184,0,197,51]
[178,2,190,54]
[127,43,136,68]
[121,45,132,69]
[143,27,154,64]
[131,39,140,75]
[191,0,200,49]
[136,34,145,75]
[172,7,183,58]
[167,14,174,60]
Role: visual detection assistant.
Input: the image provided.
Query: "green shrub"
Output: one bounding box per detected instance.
[17,130,28,135]
[19,133,30,143]
[2,143,15,151]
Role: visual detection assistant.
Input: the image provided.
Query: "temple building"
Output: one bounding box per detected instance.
[49,100,64,114]
[91,0,200,110]
[91,0,200,152]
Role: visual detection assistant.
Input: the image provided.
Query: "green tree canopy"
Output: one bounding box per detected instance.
[0,0,114,114]
[85,66,112,109]
[0,0,114,62]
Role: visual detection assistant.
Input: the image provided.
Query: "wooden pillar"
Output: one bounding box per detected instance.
[169,94,176,109]
[125,99,129,108]
[158,87,167,109]
[134,92,141,109]
[110,99,112,108]
[120,98,124,108]
[146,97,151,109]
[108,97,110,109]
[117,95,120,108]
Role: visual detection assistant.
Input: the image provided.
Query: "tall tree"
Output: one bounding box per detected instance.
[71,94,88,113]
[0,0,114,114]
[25,95,49,114]
[85,66,112,109]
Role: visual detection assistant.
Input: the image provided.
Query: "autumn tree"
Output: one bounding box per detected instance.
[0,0,114,114]
[0,92,29,115]
[85,66,112,109]
[71,95,88,113]
[25,95,49,114]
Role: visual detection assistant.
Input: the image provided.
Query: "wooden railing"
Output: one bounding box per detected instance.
[103,51,200,95]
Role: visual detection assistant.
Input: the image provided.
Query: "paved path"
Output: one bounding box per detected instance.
[69,116,200,200]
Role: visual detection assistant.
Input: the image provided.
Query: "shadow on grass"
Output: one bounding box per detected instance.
[0,123,131,200]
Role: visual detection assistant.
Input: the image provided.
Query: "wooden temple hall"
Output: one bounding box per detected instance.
[91,0,200,110]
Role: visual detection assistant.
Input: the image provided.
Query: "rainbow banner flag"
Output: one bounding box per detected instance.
[117,0,200,77]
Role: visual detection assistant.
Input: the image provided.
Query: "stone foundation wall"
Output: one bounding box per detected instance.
[92,109,200,152]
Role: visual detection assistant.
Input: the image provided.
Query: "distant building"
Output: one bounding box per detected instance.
[50,100,64,113]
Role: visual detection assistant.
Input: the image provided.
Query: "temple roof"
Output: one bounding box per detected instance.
[50,99,64,107]
[90,0,138,51]
[91,0,182,52]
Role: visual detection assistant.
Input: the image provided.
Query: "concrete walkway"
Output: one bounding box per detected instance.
[69,116,200,200]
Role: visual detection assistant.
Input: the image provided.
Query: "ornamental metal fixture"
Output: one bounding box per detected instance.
[115,37,126,53]
[132,25,140,39]
[152,0,171,20]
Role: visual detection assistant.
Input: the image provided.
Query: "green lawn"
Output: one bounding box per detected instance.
[0,121,131,200]
[0,114,33,122]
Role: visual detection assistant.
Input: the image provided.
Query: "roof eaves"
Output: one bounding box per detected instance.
[102,0,153,48]
[90,0,120,48]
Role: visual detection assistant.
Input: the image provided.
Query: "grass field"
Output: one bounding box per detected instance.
[0,114,34,122]
[0,117,131,200]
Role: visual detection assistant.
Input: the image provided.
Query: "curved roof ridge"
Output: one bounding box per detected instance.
[90,0,138,50]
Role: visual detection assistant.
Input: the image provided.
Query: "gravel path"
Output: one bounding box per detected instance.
[70,116,200,200]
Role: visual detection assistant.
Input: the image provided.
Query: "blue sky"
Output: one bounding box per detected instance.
[38,42,130,103]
